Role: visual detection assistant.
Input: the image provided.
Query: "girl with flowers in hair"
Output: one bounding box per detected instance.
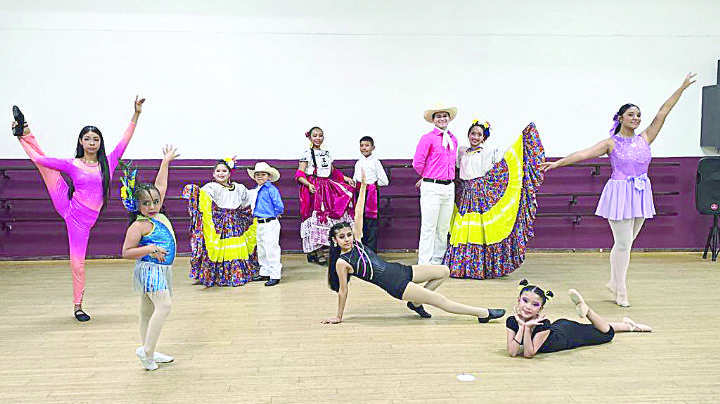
[296,126,355,265]
[10,96,144,322]
[540,73,696,306]
[182,157,259,286]
[444,120,545,279]
[120,145,180,371]
[507,279,651,358]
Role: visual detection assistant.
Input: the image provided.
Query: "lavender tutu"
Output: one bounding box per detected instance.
[595,134,656,220]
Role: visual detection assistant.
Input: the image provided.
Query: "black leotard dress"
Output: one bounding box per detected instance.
[506,316,614,353]
[338,242,413,299]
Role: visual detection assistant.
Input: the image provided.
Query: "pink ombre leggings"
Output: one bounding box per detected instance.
[20,135,99,305]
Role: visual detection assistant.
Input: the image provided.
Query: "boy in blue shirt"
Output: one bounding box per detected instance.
[248,162,284,286]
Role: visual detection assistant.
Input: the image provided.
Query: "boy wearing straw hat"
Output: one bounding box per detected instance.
[248,162,285,287]
[412,103,458,265]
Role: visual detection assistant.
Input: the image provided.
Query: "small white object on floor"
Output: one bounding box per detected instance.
[456,373,476,382]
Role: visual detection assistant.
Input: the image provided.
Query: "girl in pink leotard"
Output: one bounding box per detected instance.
[12,96,145,321]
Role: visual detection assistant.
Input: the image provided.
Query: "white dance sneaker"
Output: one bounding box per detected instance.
[136,347,158,371]
[154,352,174,363]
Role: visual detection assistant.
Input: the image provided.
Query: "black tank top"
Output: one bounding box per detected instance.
[338,242,391,287]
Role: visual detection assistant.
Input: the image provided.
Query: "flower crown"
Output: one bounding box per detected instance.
[119,161,138,213]
[222,157,236,170]
[472,119,491,131]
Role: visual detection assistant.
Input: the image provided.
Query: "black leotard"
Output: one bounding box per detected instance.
[338,242,413,299]
[506,316,614,353]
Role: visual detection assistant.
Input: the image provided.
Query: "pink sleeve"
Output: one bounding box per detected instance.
[412,135,429,176]
[107,121,137,172]
[33,155,75,172]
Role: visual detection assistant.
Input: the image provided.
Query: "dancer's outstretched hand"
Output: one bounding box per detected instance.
[539,161,559,172]
[681,72,697,90]
[134,95,146,114]
[11,121,29,136]
[162,144,180,162]
[344,175,356,187]
[322,317,342,324]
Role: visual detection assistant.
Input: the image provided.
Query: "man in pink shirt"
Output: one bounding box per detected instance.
[412,104,458,265]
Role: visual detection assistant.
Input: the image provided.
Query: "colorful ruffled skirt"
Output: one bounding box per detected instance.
[183,184,259,286]
[443,122,545,279]
[299,176,354,253]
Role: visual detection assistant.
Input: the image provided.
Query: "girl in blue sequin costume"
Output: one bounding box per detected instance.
[121,145,180,371]
[322,171,506,324]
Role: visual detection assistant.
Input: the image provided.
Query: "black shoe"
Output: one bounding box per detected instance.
[252,275,270,282]
[478,308,506,323]
[265,279,280,287]
[306,254,318,263]
[407,302,432,318]
[74,309,91,322]
[12,105,25,137]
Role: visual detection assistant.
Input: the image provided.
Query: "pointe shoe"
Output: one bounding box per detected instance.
[407,302,432,318]
[623,317,652,332]
[136,347,158,371]
[605,282,617,298]
[12,105,25,137]
[568,289,589,319]
[153,351,174,363]
[616,292,630,307]
[478,308,505,323]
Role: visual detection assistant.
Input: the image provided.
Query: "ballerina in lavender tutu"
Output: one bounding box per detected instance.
[541,73,696,307]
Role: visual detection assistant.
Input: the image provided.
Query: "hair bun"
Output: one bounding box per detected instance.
[519,279,529,286]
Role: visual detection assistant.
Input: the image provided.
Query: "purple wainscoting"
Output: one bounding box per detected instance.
[0,157,712,260]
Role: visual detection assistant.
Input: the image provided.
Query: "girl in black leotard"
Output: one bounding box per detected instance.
[321,170,505,324]
[507,279,652,358]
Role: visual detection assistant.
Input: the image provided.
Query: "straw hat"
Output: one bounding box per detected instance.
[423,102,457,123]
[247,162,280,182]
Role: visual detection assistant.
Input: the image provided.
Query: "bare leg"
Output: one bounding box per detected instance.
[609,318,652,332]
[401,283,489,318]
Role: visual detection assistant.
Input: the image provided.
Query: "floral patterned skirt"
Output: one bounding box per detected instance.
[443,122,544,279]
[183,185,259,286]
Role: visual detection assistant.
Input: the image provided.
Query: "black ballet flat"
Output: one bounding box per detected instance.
[478,308,505,323]
[74,309,91,322]
[407,302,432,318]
[252,275,270,282]
[12,105,25,137]
[306,253,318,263]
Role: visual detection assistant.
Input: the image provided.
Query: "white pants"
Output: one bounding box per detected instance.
[257,219,282,280]
[418,181,455,265]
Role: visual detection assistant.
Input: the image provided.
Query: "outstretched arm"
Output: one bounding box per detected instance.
[108,96,146,169]
[322,261,351,324]
[154,144,180,206]
[642,72,697,145]
[352,169,367,241]
[539,138,613,172]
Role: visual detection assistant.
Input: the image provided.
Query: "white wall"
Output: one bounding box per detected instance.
[1,0,719,160]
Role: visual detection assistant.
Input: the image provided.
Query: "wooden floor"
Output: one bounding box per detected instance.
[0,252,719,403]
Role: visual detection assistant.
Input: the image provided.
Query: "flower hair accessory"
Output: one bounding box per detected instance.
[609,113,620,135]
[222,157,236,170]
[119,161,138,213]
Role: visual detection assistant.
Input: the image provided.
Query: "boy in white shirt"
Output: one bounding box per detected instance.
[352,136,389,252]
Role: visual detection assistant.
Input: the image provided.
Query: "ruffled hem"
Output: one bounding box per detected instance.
[443,122,544,279]
[134,261,173,295]
[595,178,656,220]
[189,256,258,287]
[300,211,354,253]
